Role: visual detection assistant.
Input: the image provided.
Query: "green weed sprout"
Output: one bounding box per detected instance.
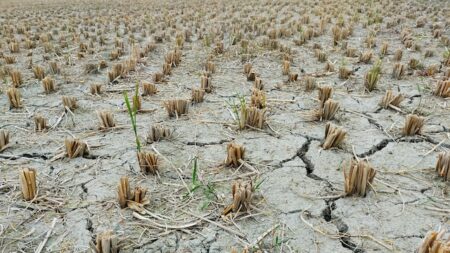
[123,83,141,151]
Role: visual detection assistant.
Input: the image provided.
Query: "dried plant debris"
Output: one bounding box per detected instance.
[142,82,157,96]
[254,77,263,90]
[250,89,266,109]
[42,76,55,94]
[313,99,340,121]
[147,125,171,143]
[242,106,266,129]
[435,152,450,181]
[288,73,298,82]
[153,72,164,83]
[200,74,213,93]
[392,63,405,80]
[205,61,216,73]
[247,70,256,81]
[97,111,115,129]
[132,94,142,112]
[434,80,450,98]
[164,99,189,117]
[65,138,89,158]
[90,84,102,95]
[0,130,10,152]
[322,122,346,150]
[380,90,404,109]
[137,151,158,174]
[94,230,120,253]
[223,180,253,215]
[33,66,45,80]
[282,60,290,75]
[402,114,424,136]
[344,160,376,197]
[7,87,22,108]
[118,176,148,209]
[191,88,205,103]
[62,96,77,111]
[318,86,333,107]
[19,168,37,201]
[243,63,252,75]
[417,228,450,253]
[10,70,22,87]
[339,66,352,79]
[34,115,48,132]
[304,76,317,91]
[225,143,245,167]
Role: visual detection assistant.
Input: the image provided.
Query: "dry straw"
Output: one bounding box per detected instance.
[137,151,158,174]
[33,66,45,80]
[288,73,298,82]
[434,80,449,98]
[225,143,245,167]
[392,63,405,80]
[205,61,216,74]
[380,90,404,109]
[7,87,22,108]
[153,72,164,83]
[314,99,340,121]
[247,70,256,81]
[250,89,266,109]
[163,99,189,117]
[42,76,55,94]
[34,115,48,132]
[417,229,450,253]
[118,176,148,208]
[322,122,346,149]
[254,77,263,90]
[19,168,37,201]
[435,152,449,181]
[359,50,373,63]
[191,88,205,103]
[0,130,10,152]
[318,86,333,107]
[282,60,290,75]
[10,70,22,87]
[65,138,89,158]
[97,111,115,129]
[243,63,252,75]
[49,61,60,74]
[402,114,424,136]
[200,74,212,93]
[142,82,157,96]
[223,180,253,215]
[344,160,376,197]
[146,125,171,143]
[304,76,317,91]
[339,66,352,79]
[62,96,77,111]
[95,230,119,253]
[90,84,102,95]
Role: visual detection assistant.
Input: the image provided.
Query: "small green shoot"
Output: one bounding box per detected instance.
[364,60,382,92]
[123,84,141,151]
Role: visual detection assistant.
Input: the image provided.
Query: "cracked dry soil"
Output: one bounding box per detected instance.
[0,0,450,252]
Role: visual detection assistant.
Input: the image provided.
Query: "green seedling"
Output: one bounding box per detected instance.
[364,60,382,92]
[186,157,217,210]
[123,83,141,151]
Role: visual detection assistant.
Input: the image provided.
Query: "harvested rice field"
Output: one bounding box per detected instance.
[0,0,449,252]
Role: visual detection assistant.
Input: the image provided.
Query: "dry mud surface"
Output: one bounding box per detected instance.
[0,0,449,252]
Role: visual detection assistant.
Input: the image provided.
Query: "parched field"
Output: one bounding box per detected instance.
[0,0,449,252]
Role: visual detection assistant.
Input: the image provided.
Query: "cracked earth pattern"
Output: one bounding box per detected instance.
[0,0,449,252]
